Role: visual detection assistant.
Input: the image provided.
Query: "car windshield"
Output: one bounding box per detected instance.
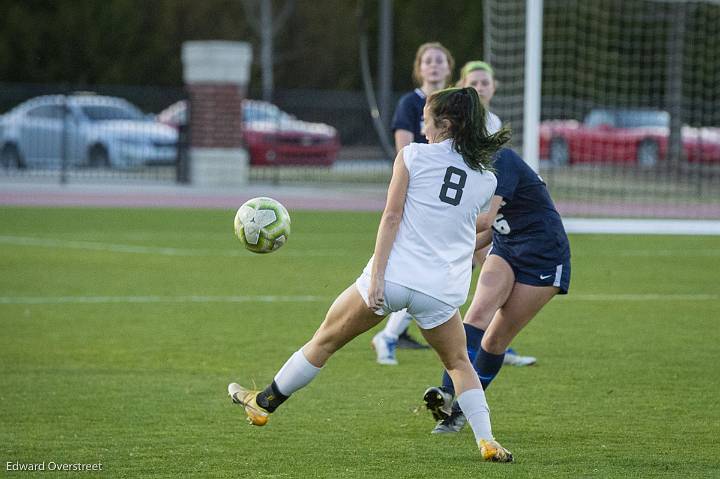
[243,104,293,123]
[81,105,146,121]
[585,110,670,128]
[585,110,616,127]
[617,111,669,128]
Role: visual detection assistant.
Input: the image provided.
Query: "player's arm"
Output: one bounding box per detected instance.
[394,130,414,153]
[475,229,493,251]
[475,194,504,250]
[368,149,409,310]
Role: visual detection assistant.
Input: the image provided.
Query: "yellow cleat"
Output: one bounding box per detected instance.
[228,382,270,426]
[478,439,514,462]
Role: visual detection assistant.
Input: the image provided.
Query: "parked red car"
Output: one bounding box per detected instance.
[539,108,720,167]
[157,100,340,166]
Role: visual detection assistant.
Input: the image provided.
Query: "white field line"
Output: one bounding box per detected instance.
[562,293,719,302]
[0,293,716,306]
[563,218,720,236]
[0,235,342,257]
[614,249,720,257]
[0,295,331,305]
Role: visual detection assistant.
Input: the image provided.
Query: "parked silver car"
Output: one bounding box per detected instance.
[0,94,178,169]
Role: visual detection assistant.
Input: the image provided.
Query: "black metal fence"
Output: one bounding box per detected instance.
[0,83,188,183]
[0,83,389,185]
[2,82,719,219]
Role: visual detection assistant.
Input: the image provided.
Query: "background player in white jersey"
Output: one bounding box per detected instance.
[373,59,537,367]
[228,87,515,462]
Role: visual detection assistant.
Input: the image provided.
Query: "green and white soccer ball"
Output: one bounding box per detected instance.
[234,197,291,253]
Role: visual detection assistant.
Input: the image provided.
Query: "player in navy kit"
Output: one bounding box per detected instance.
[457,59,538,368]
[391,42,454,149]
[425,146,571,433]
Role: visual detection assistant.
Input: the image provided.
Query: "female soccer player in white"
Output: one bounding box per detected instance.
[376,41,455,352]
[373,59,537,367]
[228,87,514,462]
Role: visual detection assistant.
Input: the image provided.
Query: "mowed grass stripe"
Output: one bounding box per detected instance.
[3,234,720,259]
[0,235,344,257]
[0,295,331,305]
[0,293,717,305]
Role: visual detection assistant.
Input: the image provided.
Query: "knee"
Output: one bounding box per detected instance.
[481,332,507,355]
[442,351,472,372]
[311,329,342,355]
[464,301,495,330]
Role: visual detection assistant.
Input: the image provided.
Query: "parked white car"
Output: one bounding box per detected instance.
[0,94,178,169]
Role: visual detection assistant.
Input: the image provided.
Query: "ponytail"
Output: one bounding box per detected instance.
[426,87,511,171]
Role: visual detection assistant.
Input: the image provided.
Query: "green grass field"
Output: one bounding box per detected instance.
[1,206,719,478]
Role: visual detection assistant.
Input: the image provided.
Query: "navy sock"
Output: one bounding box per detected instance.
[440,323,486,396]
[474,346,505,390]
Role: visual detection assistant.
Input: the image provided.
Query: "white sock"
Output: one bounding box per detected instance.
[273,349,322,396]
[457,388,494,442]
[381,310,413,340]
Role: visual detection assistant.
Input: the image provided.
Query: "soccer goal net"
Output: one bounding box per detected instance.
[486,0,720,219]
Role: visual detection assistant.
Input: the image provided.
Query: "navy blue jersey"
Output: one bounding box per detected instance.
[491,148,570,263]
[391,89,427,144]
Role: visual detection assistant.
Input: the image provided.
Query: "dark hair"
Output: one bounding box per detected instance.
[426,87,511,171]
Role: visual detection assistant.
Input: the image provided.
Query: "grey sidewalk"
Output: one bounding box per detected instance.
[0,177,388,211]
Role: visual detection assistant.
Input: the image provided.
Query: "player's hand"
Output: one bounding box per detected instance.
[367,276,385,313]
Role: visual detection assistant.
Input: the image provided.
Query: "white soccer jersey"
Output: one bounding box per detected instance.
[487,111,502,135]
[363,139,497,307]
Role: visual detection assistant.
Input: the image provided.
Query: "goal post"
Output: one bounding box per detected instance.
[523,0,543,172]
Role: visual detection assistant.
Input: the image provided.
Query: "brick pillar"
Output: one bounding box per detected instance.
[182,41,253,186]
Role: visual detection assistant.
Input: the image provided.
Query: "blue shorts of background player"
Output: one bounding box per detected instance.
[489,241,571,294]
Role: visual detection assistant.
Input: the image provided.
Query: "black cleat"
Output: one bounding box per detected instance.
[397,330,429,349]
[423,386,453,421]
[431,409,467,434]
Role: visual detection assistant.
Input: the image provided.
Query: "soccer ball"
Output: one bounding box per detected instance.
[234,197,291,253]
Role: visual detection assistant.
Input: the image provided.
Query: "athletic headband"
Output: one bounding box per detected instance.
[461,61,495,79]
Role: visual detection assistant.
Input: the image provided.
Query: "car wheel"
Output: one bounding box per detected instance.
[549,138,569,167]
[0,144,25,169]
[637,139,659,167]
[88,145,110,168]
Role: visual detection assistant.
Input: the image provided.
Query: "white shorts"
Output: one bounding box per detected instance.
[355,273,458,330]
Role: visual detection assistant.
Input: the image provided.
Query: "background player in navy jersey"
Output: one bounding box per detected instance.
[228,87,515,462]
[391,41,454,151]
[424,146,572,433]
[372,42,455,353]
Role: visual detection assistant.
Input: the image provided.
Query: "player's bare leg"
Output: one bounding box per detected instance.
[229,285,385,426]
[303,285,386,367]
[464,254,515,331]
[420,312,513,462]
[466,254,537,365]
[482,283,559,354]
[428,255,521,433]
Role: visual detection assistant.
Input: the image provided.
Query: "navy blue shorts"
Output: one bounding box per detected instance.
[488,243,571,294]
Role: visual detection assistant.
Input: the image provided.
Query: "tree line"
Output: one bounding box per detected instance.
[1,0,717,125]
